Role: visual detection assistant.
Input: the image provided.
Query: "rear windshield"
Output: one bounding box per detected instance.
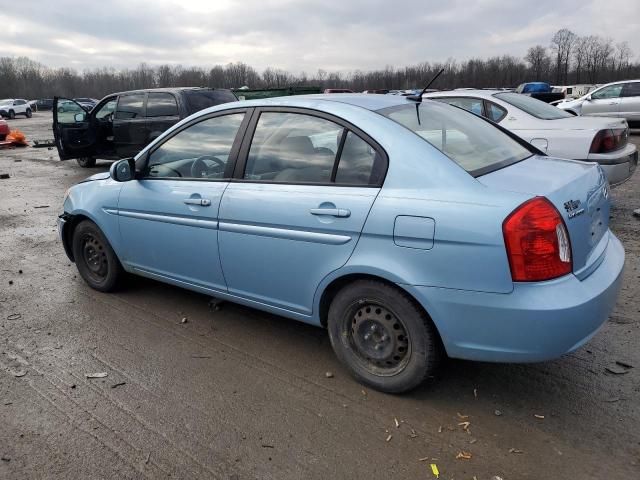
[494,92,572,120]
[379,101,532,176]
[183,89,237,115]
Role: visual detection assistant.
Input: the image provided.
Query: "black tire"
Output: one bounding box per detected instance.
[76,157,97,168]
[327,280,441,393]
[25,109,32,118]
[8,110,15,119]
[72,220,123,292]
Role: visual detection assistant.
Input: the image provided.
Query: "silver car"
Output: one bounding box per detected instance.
[557,80,640,126]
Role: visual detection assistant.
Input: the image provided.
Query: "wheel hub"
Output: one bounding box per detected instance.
[350,304,409,371]
[82,234,107,277]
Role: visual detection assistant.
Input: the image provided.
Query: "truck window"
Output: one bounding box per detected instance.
[183,90,237,115]
[115,94,145,119]
[146,93,179,117]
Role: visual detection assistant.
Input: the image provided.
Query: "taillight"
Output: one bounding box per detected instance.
[503,197,572,282]
[590,128,628,153]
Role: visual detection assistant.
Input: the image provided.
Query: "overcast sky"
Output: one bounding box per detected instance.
[2,0,638,72]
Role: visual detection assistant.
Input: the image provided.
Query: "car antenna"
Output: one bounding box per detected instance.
[406,68,445,102]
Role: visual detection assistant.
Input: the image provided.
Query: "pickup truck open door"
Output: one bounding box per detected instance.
[53,97,99,160]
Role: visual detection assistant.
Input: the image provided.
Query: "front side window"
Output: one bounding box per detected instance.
[146,93,179,117]
[493,92,572,120]
[142,113,245,179]
[622,82,640,98]
[95,99,116,120]
[244,112,343,183]
[115,94,145,119]
[380,102,532,176]
[591,84,623,100]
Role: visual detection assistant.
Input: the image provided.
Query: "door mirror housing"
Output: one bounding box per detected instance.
[74,112,86,122]
[584,94,592,101]
[110,158,136,182]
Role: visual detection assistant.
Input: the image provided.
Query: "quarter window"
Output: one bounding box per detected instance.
[335,132,385,185]
[244,112,343,183]
[146,93,179,117]
[143,113,245,179]
[115,94,145,119]
[486,102,507,122]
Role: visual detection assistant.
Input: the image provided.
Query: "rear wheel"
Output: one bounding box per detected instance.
[8,110,15,119]
[25,109,32,118]
[72,220,123,292]
[76,157,97,168]
[327,280,441,393]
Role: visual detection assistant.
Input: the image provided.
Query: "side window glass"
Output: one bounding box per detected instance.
[592,85,623,100]
[622,82,640,98]
[115,94,145,119]
[143,113,245,179]
[244,112,342,183]
[435,97,483,116]
[486,102,507,122]
[146,93,179,117]
[95,99,116,120]
[335,132,384,185]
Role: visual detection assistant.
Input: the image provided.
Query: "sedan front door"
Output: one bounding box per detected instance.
[218,109,387,316]
[582,84,623,117]
[117,110,249,292]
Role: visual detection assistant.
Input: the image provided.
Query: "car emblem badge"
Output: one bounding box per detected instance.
[564,199,585,219]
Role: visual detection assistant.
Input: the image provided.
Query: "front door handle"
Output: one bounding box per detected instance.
[184,198,211,207]
[309,208,351,218]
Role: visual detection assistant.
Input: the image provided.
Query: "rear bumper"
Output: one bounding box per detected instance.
[586,144,638,186]
[405,231,625,363]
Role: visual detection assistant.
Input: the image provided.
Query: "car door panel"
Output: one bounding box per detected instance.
[53,97,98,160]
[620,82,640,123]
[582,85,623,117]
[218,184,378,314]
[113,93,148,158]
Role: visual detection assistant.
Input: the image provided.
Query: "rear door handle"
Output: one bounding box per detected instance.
[309,208,351,218]
[184,198,211,207]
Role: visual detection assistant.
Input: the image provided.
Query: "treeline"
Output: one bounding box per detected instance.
[0,29,638,99]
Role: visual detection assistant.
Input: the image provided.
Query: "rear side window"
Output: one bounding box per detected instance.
[115,94,145,119]
[493,92,572,120]
[184,90,237,115]
[146,93,179,117]
[622,82,640,98]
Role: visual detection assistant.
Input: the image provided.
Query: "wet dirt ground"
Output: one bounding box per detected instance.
[0,112,639,479]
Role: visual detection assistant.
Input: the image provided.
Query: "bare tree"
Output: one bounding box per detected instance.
[525,45,551,81]
[550,28,576,84]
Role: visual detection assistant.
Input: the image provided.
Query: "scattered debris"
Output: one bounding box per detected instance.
[111,382,126,389]
[18,270,22,274]
[509,448,524,454]
[13,159,21,162]
[8,280,13,285]
[6,313,21,321]
[456,451,472,460]
[409,428,418,438]
[430,463,440,478]
[180,317,188,324]
[494,409,503,416]
[85,372,108,379]
[385,434,393,442]
[469,438,477,444]
[418,457,429,462]
[458,421,471,431]
[33,139,56,148]
[1,456,10,462]
[325,371,334,378]
[438,426,443,433]
[13,371,27,378]
[191,355,212,359]
[394,417,400,428]
[70,384,76,389]
[473,388,478,398]
[145,452,150,464]
[534,414,545,419]
[261,444,274,448]
[615,360,633,369]
[33,205,49,209]
[361,389,367,397]
[0,174,9,179]
[603,397,620,403]
[634,208,640,218]
[457,412,469,419]
[605,365,630,375]
[208,298,225,311]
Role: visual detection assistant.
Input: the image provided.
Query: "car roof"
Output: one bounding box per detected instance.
[243,93,412,111]
[424,89,501,99]
[106,87,233,98]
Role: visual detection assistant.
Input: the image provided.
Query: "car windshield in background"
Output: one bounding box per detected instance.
[494,92,573,120]
[184,90,237,115]
[379,101,532,176]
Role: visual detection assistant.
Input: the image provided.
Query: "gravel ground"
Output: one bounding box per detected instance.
[0,111,639,479]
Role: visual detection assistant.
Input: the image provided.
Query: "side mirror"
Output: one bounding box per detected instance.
[584,94,592,101]
[110,158,136,182]
[74,112,85,122]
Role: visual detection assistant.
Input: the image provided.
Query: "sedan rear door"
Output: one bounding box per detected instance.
[218,108,387,316]
[619,81,640,124]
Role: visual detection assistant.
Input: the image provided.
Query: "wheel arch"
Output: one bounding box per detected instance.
[61,211,120,263]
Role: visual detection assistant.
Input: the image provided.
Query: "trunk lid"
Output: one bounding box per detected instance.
[478,155,610,274]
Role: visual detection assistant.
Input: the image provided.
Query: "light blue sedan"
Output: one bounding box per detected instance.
[58,94,625,393]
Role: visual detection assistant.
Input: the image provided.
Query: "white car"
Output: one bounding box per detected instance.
[0,98,32,119]
[424,90,637,186]
[556,80,640,126]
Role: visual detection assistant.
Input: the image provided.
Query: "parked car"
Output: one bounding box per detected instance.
[324,89,354,94]
[425,89,637,185]
[0,99,32,119]
[0,119,9,140]
[58,94,624,393]
[551,84,596,100]
[556,80,640,127]
[53,87,238,167]
[362,89,390,94]
[35,98,54,111]
[515,82,565,103]
[74,98,99,111]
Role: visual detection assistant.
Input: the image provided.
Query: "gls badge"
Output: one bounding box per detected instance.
[564,199,585,219]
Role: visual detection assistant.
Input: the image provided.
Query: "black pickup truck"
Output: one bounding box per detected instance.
[53,87,237,167]
[514,82,565,104]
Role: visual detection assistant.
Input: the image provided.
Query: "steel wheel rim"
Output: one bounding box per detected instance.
[81,233,108,281]
[347,302,411,376]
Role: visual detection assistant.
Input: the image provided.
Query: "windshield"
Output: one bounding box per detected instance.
[494,92,572,120]
[379,101,532,176]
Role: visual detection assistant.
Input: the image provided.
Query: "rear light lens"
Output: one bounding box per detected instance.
[590,128,628,153]
[503,197,572,282]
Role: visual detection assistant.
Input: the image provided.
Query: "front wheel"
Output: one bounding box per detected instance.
[72,220,123,292]
[76,157,96,168]
[25,109,32,118]
[8,110,15,119]
[327,280,441,393]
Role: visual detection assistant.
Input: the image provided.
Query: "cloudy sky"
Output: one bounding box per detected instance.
[3,0,638,72]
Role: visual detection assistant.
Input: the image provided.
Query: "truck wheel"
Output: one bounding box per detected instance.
[72,220,123,292]
[26,109,32,118]
[8,110,15,119]
[327,280,442,393]
[76,157,97,168]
